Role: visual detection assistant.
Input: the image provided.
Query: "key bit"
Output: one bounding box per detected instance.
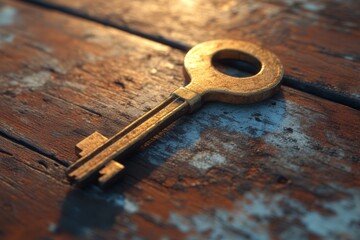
[75,131,108,157]
[66,39,284,187]
[98,160,125,187]
[70,131,125,187]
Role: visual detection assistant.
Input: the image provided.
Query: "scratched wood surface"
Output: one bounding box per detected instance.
[0,1,360,240]
[29,0,360,108]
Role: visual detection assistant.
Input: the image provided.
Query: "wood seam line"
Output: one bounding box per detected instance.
[19,0,188,51]
[0,145,67,186]
[0,130,69,167]
[283,76,360,110]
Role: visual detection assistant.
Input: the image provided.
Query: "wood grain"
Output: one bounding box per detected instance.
[27,0,360,108]
[0,137,67,239]
[0,1,360,239]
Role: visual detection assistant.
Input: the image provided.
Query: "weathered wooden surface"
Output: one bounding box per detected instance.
[28,0,360,108]
[1,1,360,239]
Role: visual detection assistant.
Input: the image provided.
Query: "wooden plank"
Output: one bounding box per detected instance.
[26,0,360,108]
[0,1,360,239]
[0,137,67,239]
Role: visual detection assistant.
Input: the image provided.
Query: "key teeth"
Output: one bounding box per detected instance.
[76,131,108,157]
[98,160,125,188]
[68,132,125,188]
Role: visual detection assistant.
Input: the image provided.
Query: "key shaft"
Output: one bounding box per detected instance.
[67,93,190,186]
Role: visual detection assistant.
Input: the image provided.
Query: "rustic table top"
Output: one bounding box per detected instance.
[0,0,359,239]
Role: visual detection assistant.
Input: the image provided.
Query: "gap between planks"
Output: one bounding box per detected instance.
[0,130,69,167]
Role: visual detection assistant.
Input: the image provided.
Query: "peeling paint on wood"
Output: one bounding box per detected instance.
[9,71,51,90]
[165,187,360,239]
[0,5,16,26]
[0,32,14,46]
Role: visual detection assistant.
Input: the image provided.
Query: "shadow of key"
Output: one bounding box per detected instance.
[55,188,121,235]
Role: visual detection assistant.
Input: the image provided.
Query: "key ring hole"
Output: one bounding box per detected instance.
[212,49,262,78]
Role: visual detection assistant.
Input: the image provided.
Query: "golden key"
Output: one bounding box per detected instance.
[67,40,284,187]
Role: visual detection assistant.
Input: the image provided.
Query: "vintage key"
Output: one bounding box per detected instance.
[67,39,283,187]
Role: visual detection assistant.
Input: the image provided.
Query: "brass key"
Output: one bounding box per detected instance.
[67,40,283,187]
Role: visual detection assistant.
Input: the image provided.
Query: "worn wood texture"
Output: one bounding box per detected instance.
[29,0,360,108]
[0,1,360,239]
